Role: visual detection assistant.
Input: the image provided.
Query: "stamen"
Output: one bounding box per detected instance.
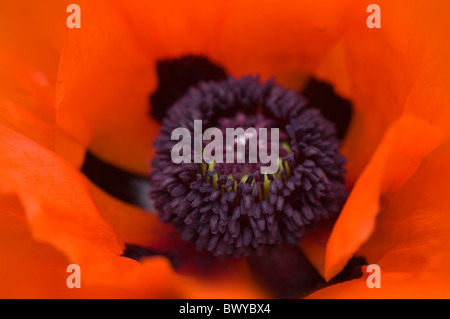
[150,76,346,257]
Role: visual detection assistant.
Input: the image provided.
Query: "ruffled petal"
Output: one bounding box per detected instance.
[0,125,175,293]
[0,193,74,298]
[0,192,186,298]
[87,182,178,252]
[0,0,70,122]
[315,0,450,183]
[357,138,450,274]
[304,0,450,281]
[0,125,129,280]
[55,0,161,175]
[0,0,87,168]
[0,124,266,297]
[310,138,450,297]
[0,99,86,168]
[324,115,446,280]
[56,0,353,174]
[308,255,450,298]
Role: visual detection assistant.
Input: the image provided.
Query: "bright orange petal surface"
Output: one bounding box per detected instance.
[55,0,161,176]
[0,125,174,294]
[310,138,450,297]
[0,191,183,298]
[56,0,354,175]
[87,182,178,252]
[0,124,266,297]
[0,193,74,298]
[0,125,132,282]
[324,115,446,280]
[308,258,450,299]
[357,138,450,274]
[0,0,87,168]
[316,0,450,184]
[300,0,450,281]
[0,0,70,122]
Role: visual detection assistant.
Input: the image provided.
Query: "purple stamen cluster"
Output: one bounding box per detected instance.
[211,111,290,179]
[150,76,346,257]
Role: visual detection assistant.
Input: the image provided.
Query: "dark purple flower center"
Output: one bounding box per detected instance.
[150,75,346,258]
[203,111,290,182]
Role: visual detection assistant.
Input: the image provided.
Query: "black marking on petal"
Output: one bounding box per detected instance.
[150,55,227,122]
[328,256,368,285]
[150,76,347,258]
[303,78,353,140]
[249,248,368,298]
[81,151,153,210]
[121,243,159,261]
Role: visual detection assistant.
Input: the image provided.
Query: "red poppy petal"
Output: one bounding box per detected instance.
[117,0,353,87]
[0,193,76,298]
[310,138,450,298]
[0,99,86,168]
[56,0,354,175]
[315,0,450,184]
[0,192,181,298]
[55,0,160,176]
[357,138,450,274]
[0,0,86,168]
[0,124,265,297]
[324,115,446,280]
[0,125,151,285]
[87,182,177,252]
[0,0,70,122]
[308,258,450,298]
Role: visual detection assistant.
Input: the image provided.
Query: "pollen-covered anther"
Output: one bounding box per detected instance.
[150,76,346,257]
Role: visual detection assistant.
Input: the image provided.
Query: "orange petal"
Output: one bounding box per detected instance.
[0,192,183,298]
[0,0,70,122]
[56,0,354,175]
[315,0,450,184]
[87,182,178,252]
[117,0,353,87]
[0,0,86,168]
[0,125,154,287]
[0,200,192,298]
[324,115,446,280]
[357,138,450,273]
[308,258,450,298]
[310,138,450,297]
[0,193,74,298]
[0,124,267,297]
[310,0,450,282]
[55,0,160,175]
[0,98,86,168]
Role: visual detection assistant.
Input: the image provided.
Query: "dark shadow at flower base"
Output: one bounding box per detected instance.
[303,78,353,141]
[122,241,366,298]
[81,151,154,210]
[81,55,356,298]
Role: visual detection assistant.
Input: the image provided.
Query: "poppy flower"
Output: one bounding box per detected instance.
[1,0,450,298]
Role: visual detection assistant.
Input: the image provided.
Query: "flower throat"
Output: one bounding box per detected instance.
[150,59,347,258]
